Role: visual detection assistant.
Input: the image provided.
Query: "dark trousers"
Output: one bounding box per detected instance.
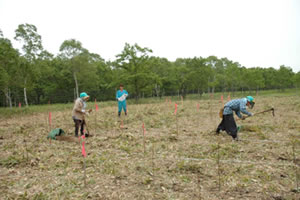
[73,119,86,136]
[217,114,238,139]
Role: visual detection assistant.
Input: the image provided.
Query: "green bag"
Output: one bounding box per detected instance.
[47,128,65,140]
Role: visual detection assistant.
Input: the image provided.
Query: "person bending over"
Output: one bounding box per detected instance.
[216,96,255,140]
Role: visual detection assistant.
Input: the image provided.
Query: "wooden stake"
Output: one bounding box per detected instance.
[217,141,221,192]
[152,142,155,199]
[83,158,87,188]
[152,142,155,172]
[292,141,299,190]
[94,111,97,131]
[198,173,202,200]
[142,123,146,154]
[176,114,178,136]
[181,95,183,106]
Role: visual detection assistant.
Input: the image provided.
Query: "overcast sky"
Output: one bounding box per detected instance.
[0,0,299,72]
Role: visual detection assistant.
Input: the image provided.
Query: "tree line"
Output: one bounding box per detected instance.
[1,24,300,107]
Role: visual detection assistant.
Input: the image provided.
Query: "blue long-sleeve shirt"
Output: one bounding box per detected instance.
[116,90,128,102]
[223,98,252,118]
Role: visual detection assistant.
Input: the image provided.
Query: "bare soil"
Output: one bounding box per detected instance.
[0,96,299,199]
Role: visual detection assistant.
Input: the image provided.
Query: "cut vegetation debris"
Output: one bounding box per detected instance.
[0,95,299,199]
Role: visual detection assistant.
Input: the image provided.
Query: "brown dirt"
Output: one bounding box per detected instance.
[0,95,299,199]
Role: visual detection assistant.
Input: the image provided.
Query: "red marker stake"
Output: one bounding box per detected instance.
[174,103,178,115]
[95,100,99,111]
[221,95,224,107]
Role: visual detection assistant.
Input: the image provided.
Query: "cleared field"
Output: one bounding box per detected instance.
[0,95,300,199]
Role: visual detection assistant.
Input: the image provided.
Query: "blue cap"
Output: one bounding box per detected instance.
[246,96,254,103]
[80,92,89,98]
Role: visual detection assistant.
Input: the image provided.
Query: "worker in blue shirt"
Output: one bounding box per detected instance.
[216,96,255,140]
[116,84,129,117]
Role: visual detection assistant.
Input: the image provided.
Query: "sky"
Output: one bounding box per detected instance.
[0,0,299,72]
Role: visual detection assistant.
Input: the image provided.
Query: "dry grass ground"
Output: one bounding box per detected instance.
[0,95,299,199]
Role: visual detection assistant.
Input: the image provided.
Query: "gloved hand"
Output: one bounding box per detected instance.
[241,116,246,120]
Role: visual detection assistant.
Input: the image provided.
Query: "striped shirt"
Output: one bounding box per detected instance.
[223,98,252,118]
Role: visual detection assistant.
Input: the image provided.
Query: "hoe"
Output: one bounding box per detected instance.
[244,107,275,119]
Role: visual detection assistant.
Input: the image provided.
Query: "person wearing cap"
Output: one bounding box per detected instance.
[216,96,255,140]
[116,84,129,117]
[72,92,92,137]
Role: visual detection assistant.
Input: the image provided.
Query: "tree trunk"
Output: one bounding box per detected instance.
[24,87,28,107]
[4,89,12,108]
[73,72,79,98]
[207,78,210,94]
[212,75,216,94]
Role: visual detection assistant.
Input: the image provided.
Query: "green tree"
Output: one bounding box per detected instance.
[0,35,20,107]
[243,68,265,93]
[114,43,155,102]
[59,39,87,98]
[262,67,277,89]
[224,60,242,95]
[14,23,43,106]
[185,57,208,96]
[205,56,219,94]
[293,71,300,93]
[172,58,190,98]
[31,50,55,104]
[275,65,294,91]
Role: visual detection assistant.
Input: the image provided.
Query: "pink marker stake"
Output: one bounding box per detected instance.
[174,103,178,115]
[81,135,86,157]
[221,95,224,106]
[95,99,99,111]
